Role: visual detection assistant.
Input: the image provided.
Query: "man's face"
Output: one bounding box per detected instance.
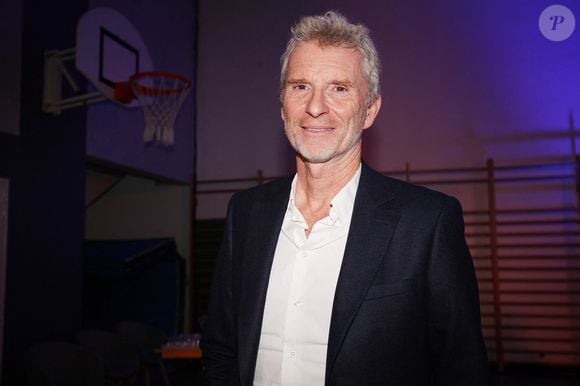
[281,41,381,164]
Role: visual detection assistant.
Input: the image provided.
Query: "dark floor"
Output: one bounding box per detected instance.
[491,366,580,386]
[113,364,580,386]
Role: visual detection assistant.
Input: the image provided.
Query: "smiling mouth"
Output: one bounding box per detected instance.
[302,126,334,133]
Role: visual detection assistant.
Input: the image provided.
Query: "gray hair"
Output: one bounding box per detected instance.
[280,11,381,104]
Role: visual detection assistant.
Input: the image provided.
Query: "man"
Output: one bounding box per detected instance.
[201,11,489,386]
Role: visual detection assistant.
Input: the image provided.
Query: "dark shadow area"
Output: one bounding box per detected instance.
[490,365,580,386]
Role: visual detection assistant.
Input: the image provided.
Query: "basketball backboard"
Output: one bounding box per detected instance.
[76,7,153,107]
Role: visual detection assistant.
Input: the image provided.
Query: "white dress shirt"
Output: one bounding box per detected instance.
[254,165,361,386]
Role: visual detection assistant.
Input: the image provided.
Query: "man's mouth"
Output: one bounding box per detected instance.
[302,126,334,133]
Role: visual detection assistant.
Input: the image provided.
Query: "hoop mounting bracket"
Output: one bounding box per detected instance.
[42,48,106,115]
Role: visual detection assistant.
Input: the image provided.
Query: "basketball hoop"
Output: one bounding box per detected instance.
[116,71,191,146]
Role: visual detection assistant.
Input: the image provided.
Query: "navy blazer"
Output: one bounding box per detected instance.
[201,164,489,385]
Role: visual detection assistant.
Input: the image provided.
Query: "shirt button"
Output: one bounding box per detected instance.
[290,351,296,358]
[293,300,301,306]
[300,251,308,258]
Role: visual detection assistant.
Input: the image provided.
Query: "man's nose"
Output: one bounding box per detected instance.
[305,89,329,117]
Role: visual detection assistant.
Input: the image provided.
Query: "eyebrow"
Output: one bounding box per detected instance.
[286,78,309,86]
[332,79,355,88]
[285,78,355,87]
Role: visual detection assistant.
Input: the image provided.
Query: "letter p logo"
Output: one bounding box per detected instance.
[550,15,565,30]
[539,5,575,41]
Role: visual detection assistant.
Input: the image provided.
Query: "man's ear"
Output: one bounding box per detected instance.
[363,96,381,130]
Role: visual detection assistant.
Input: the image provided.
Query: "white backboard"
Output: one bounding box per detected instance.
[76,7,153,106]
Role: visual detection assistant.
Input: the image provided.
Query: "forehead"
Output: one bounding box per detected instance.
[287,41,364,79]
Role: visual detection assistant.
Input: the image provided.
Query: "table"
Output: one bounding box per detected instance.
[160,344,202,360]
[159,345,203,385]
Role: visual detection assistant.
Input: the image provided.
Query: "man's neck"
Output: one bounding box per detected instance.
[294,151,361,232]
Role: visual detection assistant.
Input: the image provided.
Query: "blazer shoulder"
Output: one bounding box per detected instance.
[229,175,293,207]
[362,164,460,212]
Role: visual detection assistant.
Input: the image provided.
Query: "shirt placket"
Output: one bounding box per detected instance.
[280,216,308,385]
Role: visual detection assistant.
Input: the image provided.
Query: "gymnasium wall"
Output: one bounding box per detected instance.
[0,0,21,137]
[1,0,196,383]
[0,0,88,383]
[196,0,580,218]
[85,0,196,183]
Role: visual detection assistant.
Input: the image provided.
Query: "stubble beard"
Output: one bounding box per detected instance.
[284,124,363,165]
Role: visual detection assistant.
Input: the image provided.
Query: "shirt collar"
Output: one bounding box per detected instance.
[287,164,362,226]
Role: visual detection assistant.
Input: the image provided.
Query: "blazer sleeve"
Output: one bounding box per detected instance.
[427,197,490,386]
[200,198,239,385]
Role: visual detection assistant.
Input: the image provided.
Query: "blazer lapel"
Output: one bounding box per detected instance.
[237,179,291,385]
[326,165,401,377]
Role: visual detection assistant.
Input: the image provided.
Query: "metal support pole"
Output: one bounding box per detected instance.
[486,158,504,371]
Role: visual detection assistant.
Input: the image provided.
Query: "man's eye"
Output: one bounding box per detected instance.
[293,84,308,90]
[335,85,348,92]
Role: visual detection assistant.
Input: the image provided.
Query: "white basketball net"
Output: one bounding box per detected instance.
[130,73,191,146]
